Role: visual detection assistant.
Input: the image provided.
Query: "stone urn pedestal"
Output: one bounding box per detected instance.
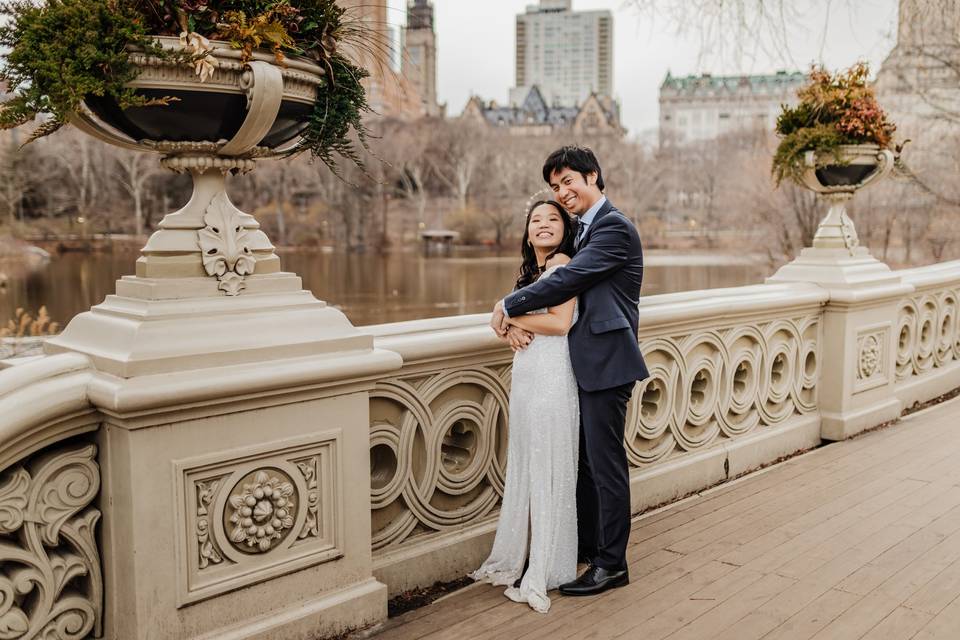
[768,144,914,440]
[42,39,399,640]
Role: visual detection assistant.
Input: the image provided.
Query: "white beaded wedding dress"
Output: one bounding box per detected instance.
[469,265,580,614]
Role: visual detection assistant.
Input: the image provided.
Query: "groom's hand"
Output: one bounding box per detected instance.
[506,326,534,352]
[491,301,509,337]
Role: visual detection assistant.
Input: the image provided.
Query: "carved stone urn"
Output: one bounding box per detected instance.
[799,144,896,255]
[45,36,392,378]
[69,36,321,295]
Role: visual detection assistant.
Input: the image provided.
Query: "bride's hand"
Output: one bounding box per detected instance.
[506,326,534,352]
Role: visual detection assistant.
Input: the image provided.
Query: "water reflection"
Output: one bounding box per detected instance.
[0,249,770,328]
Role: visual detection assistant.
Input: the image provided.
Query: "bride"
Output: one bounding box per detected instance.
[469,200,580,614]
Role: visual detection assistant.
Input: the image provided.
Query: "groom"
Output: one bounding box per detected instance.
[491,146,648,596]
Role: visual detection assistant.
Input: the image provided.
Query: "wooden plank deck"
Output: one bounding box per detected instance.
[369,396,960,640]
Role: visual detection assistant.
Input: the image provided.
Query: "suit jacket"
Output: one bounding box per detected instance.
[504,199,649,392]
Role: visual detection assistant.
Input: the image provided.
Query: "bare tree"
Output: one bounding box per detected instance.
[428,122,486,217]
[115,150,158,238]
[51,132,113,233]
[625,0,859,69]
[474,134,546,247]
[0,132,29,228]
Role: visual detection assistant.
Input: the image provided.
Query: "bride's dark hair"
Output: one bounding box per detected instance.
[515,200,576,290]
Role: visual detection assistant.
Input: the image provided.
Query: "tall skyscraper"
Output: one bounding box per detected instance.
[511,0,613,109]
[875,0,960,130]
[336,0,426,120]
[402,0,441,117]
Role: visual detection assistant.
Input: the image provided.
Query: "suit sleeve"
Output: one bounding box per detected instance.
[504,214,632,317]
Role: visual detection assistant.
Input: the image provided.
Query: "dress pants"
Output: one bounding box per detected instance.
[576,382,634,571]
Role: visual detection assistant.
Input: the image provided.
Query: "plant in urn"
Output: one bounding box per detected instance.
[0,0,386,376]
[771,63,899,258]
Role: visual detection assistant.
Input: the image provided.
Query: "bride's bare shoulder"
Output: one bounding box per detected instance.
[546,253,571,268]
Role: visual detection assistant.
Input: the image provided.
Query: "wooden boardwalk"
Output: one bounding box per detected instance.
[370,397,960,640]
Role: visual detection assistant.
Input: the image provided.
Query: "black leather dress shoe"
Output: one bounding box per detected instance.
[558,565,629,596]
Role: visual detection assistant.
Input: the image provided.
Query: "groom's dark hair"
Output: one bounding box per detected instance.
[542,145,605,192]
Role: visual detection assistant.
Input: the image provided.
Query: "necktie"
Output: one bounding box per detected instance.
[575,222,587,249]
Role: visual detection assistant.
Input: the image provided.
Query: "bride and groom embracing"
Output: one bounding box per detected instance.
[471,146,649,613]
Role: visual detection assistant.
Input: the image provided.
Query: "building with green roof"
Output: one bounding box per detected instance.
[658,70,805,146]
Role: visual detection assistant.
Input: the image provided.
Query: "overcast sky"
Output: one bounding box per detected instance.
[384,0,900,138]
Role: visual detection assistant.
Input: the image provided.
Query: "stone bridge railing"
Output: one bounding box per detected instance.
[2,259,960,637]
[894,261,960,405]
[364,283,828,593]
[0,354,102,639]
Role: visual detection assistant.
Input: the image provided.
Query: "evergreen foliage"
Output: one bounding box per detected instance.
[0,0,372,171]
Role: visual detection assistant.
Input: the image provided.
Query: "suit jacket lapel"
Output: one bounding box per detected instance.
[581,199,614,247]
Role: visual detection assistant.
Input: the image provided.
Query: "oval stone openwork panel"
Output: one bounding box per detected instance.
[719,326,765,437]
[625,337,684,466]
[934,292,957,367]
[896,299,918,380]
[675,332,727,451]
[370,441,399,494]
[794,318,820,413]
[440,419,481,480]
[369,366,509,551]
[915,298,938,374]
[757,321,800,425]
[896,287,960,383]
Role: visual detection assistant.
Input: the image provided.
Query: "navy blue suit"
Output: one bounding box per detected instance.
[504,199,648,570]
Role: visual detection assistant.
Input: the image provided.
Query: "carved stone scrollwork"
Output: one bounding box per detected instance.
[198,193,257,295]
[295,459,320,541]
[196,479,224,570]
[0,444,102,639]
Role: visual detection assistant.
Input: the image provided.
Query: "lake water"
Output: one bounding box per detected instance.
[0,249,771,329]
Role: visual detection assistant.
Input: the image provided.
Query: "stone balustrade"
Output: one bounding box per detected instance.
[0,354,102,639]
[364,282,829,593]
[894,260,960,405]
[2,260,960,637]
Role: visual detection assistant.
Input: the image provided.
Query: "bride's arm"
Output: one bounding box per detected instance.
[506,254,575,337]
[506,298,575,336]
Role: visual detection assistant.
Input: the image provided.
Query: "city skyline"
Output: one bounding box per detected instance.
[512,0,613,108]
[386,0,899,138]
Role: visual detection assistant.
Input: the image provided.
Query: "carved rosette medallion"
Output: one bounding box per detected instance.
[858,334,882,380]
[175,434,341,606]
[198,192,256,295]
[224,469,297,553]
[855,325,890,393]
